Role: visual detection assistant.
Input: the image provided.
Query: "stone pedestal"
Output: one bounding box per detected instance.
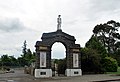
[35,69,52,78]
[65,69,82,76]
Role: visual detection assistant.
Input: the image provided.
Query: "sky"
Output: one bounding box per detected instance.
[0,0,120,58]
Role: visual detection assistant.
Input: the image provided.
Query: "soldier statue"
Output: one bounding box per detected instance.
[57,15,62,30]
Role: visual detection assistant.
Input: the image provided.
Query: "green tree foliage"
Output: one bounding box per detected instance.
[81,48,104,74]
[1,55,11,66]
[18,40,35,66]
[18,49,35,66]
[0,55,18,67]
[57,58,66,75]
[82,34,118,73]
[93,20,120,54]
[92,20,120,66]
[0,40,35,67]
[22,40,27,57]
[9,56,18,66]
[17,57,28,67]
[85,36,107,57]
[51,59,66,75]
[114,49,120,66]
[101,57,118,72]
[84,36,107,73]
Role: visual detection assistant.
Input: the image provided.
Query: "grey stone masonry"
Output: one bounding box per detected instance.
[35,30,81,69]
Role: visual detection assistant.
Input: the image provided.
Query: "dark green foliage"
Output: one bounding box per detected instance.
[114,41,120,62]
[93,20,120,54]
[18,40,36,66]
[17,57,28,67]
[0,55,19,67]
[9,56,18,66]
[92,20,120,66]
[81,36,106,74]
[101,57,118,72]
[57,59,66,75]
[114,49,120,66]
[82,31,118,73]
[0,40,35,67]
[22,40,27,57]
[1,55,11,66]
[86,36,107,57]
[81,48,104,74]
[18,49,35,66]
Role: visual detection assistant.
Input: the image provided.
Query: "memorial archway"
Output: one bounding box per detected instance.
[35,30,82,78]
[34,15,82,78]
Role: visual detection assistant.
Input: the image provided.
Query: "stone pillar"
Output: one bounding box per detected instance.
[34,46,52,78]
[65,48,82,76]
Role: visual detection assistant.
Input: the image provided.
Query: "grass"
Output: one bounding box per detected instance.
[106,67,120,74]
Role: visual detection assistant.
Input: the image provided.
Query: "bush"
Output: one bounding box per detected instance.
[81,48,104,74]
[102,57,118,72]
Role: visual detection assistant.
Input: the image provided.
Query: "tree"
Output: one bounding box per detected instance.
[82,36,105,74]
[25,49,36,66]
[85,35,107,58]
[1,55,11,66]
[26,49,33,60]
[22,40,27,57]
[0,55,18,67]
[114,47,120,66]
[81,48,104,74]
[101,57,118,72]
[18,40,36,66]
[9,56,18,66]
[82,35,118,73]
[93,20,120,54]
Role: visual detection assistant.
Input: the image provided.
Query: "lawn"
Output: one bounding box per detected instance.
[107,67,120,75]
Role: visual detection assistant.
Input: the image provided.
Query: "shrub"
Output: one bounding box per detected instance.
[102,57,118,72]
[81,48,104,74]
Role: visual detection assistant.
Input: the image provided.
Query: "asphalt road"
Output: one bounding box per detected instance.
[0,69,120,82]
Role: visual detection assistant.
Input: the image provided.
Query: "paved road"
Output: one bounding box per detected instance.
[0,69,120,82]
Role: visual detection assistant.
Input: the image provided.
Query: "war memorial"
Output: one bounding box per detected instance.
[0,16,120,82]
[34,15,82,78]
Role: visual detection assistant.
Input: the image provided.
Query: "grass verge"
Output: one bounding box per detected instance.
[107,67,120,74]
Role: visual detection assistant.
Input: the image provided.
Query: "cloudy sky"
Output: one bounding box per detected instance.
[0,0,120,58]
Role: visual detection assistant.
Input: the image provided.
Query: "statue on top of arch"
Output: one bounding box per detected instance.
[57,15,62,30]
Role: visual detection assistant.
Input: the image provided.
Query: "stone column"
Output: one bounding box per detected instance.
[65,48,82,76]
[35,46,52,78]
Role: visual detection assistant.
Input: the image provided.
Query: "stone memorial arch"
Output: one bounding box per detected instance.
[34,15,82,78]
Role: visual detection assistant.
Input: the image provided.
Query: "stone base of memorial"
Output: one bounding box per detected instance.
[35,69,52,78]
[65,69,82,76]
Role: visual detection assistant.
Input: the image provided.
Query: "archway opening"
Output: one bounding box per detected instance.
[51,42,66,76]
